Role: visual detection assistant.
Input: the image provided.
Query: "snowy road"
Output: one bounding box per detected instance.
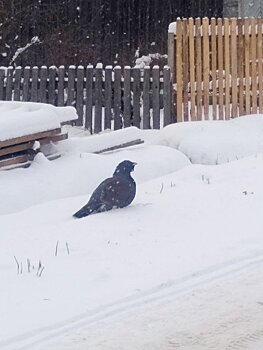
[2,251,263,350]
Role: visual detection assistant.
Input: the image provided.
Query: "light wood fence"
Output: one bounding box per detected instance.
[168,17,263,121]
[0,65,174,133]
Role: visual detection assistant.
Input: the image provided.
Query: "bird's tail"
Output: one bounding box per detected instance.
[73,204,95,219]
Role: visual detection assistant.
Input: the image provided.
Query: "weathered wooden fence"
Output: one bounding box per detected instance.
[0,65,174,133]
[168,17,263,121]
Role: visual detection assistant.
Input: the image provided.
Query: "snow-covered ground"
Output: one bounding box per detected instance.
[1,112,263,349]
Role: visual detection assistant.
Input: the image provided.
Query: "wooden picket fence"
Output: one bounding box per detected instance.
[0,65,173,133]
[168,17,263,121]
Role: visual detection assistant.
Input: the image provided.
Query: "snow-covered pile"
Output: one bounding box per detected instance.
[1,110,263,350]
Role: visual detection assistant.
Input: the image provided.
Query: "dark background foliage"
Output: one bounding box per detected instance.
[0,0,223,67]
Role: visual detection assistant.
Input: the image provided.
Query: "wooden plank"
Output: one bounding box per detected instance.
[39,133,68,145]
[104,65,112,130]
[167,32,175,82]
[75,66,84,126]
[163,65,171,127]
[231,18,238,118]
[132,66,141,127]
[57,66,65,107]
[31,66,38,102]
[94,139,144,154]
[0,128,61,149]
[13,66,22,101]
[22,67,30,102]
[189,17,196,121]
[0,141,34,157]
[113,66,122,130]
[211,18,217,120]
[182,18,189,121]
[224,18,230,120]
[258,19,263,113]
[152,65,160,129]
[94,64,103,133]
[176,19,183,122]
[0,154,30,169]
[67,65,75,107]
[238,19,245,116]
[39,66,47,103]
[196,18,202,120]
[142,66,150,129]
[251,19,257,114]
[203,17,210,120]
[0,67,5,100]
[6,66,14,101]
[123,66,131,128]
[48,66,56,105]
[85,65,93,132]
[244,18,251,115]
[218,18,224,120]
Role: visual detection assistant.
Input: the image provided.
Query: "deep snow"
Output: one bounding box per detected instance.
[1,112,263,349]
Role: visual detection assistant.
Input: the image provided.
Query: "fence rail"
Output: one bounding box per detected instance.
[0,65,174,133]
[168,17,263,121]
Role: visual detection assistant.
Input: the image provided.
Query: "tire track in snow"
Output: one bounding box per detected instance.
[2,251,263,350]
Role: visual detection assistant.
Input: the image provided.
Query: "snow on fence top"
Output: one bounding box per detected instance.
[0,101,77,142]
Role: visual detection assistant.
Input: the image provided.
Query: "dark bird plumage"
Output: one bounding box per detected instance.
[73,160,137,219]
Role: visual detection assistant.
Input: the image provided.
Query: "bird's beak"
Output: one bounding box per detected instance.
[133,162,137,166]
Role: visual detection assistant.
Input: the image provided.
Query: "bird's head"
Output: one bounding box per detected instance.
[113,160,137,176]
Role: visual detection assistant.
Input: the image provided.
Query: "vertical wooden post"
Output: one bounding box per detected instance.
[189,18,196,121]
[39,66,47,103]
[22,67,30,102]
[123,66,131,127]
[218,18,224,120]
[114,65,122,130]
[57,66,65,107]
[142,66,150,129]
[224,18,230,119]
[231,18,238,118]
[163,65,172,127]
[31,66,38,102]
[238,20,245,116]
[167,31,175,82]
[196,18,202,120]
[0,68,5,100]
[251,19,257,114]
[104,65,113,130]
[48,66,56,105]
[152,65,160,129]
[94,63,103,133]
[67,65,75,107]
[176,19,183,122]
[132,66,141,128]
[211,18,217,120]
[203,17,210,120]
[6,66,14,101]
[75,66,84,126]
[14,66,22,101]
[85,65,93,132]
[258,19,263,114]
[182,18,189,121]
[244,18,251,115]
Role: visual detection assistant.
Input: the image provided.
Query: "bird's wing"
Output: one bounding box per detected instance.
[98,177,134,207]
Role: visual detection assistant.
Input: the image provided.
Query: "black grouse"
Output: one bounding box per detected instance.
[73,160,137,218]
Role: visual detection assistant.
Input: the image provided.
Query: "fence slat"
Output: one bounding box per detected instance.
[258,19,263,113]
[189,18,196,121]
[22,67,30,102]
[31,66,38,102]
[105,66,112,130]
[231,18,238,118]
[76,66,84,126]
[251,19,257,114]
[211,18,217,120]
[196,18,202,121]
[6,67,14,101]
[94,64,102,133]
[176,19,183,122]
[57,66,65,107]
[39,66,47,103]
[238,20,244,116]
[142,66,150,129]
[132,67,141,128]
[14,67,22,101]
[67,66,75,107]
[0,68,5,100]
[203,17,210,120]
[48,66,56,105]
[163,66,171,127]
[114,66,122,130]
[182,18,189,121]
[123,66,131,127]
[85,65,93,132]
[218,18,224,119]
[152,65,160,129]
[244,18,251,115]
[224,18,230,120]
